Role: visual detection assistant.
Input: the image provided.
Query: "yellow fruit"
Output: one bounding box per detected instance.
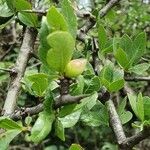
[64,59,87,78]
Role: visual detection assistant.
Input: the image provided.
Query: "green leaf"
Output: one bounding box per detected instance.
[6,0,15,11]
[97,102,109,126]
[128,94,138,117]
[98,24,107,50]
[119,111,132,124]
[46,6,68,31]
[80,111,102,127]
[113,37,120,52]
[22,70,38,96]
[114,47,129,69]
[100,78,110,91]
[83,62,95,77]
[44,146,57,150]
[38,17,50,65]
[0,0,14,28]
[129,63,150,75]
[109,79,124,92]
[14,0,31,11]
[43,91,54,113]
[28,73,48,97]
[101,142,118,150]
[84,76,101,94]
[100,64,113,83]
[69,144,84,150]
[101,40,113,55]
[119,34,133,59]
[0,1,13,17]
[114,33,147,70]
[61,0,77,39]
[25,116,32,126]
[130,32,146,65]
[117,98,132,124]
[55,119,65,141]
[0,129,21,150]
[100,63,125,92]
[136,93,144,122]
[59,92,98,120]
[143,120,150,126]
[14,0,38,27]
[47,31,75,73]
[128,93,144,122]
[0,117,22,130]
[39,65,59,82]
[70,75,84,95]
[105,10,116,22]
[74,92,98,111]
[59,110,81,128]
[143,96,150,120]
[58,104,76,118]
[117,98,127,115]
[28,111,55,143]
[18,12,38,27]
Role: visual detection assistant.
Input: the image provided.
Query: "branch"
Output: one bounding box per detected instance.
[99,0,120,18]
[21,9,47,15]
[123,84,135,95]
[21,0,120,42]
[125,76,150,82]
[9,94,90,120]
[105,99,127,145]
[54,94,89,109]
[9,91,108,120]
[2,27,37,116]
[77,0,120,42]
[7,88,150,149]
[21,9,94,19]
[10,103,43,120]
[103,93,150,149]
[0,68,17,74]
[0,44,15,61]
[126,126,150,148]
[21,9,95,42]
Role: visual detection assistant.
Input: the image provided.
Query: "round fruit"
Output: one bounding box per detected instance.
[64,59,87,78]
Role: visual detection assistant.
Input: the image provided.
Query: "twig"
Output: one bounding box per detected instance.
[125,76,150,82]
[78,0,120,41]
[91,38,99,75]
[27,62,41,69]
[21,9,47,15]
[54,94,89,109]
[123,84,135,95]
[0,44,15,61]
[9,94,88,120]
[0,68,17,74]
[105,99,127,146]
[2,27,37,116]
[126,126,150,149]
[99,0,120,18]
[21,9,94,19]
[20,0,120,42]
[9,91,107,120]
[9,103,43,120]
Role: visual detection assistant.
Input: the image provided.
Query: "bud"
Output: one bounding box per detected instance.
[64,59,87,78]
